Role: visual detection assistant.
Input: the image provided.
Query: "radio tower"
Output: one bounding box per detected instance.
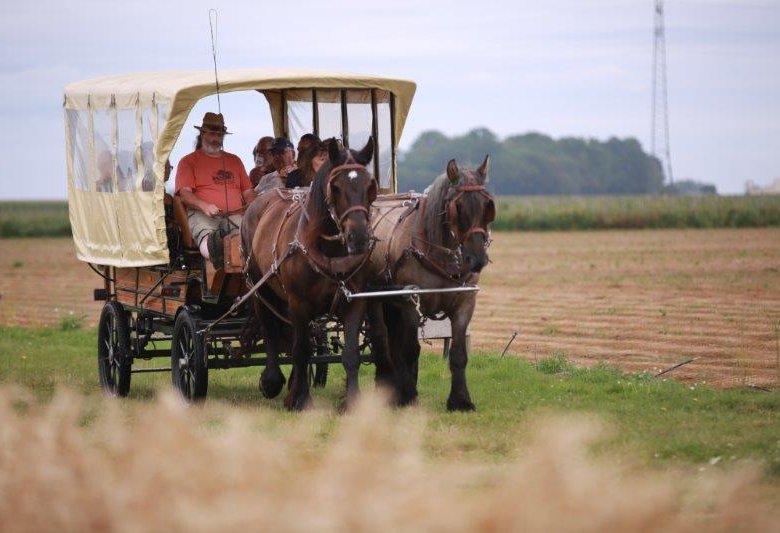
[651,0,674,188]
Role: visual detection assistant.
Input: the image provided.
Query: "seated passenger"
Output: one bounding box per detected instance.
[285,134,322,188]
[249,136,274,188]
[254,137,297,194]
[175,112,255,265]
[286,139,329,188]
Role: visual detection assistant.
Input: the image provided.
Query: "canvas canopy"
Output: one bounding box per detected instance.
[63,68,416,267]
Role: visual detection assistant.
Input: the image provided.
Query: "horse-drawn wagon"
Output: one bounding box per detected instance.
[64,69,493,410]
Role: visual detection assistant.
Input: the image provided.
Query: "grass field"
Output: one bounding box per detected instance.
[493,194,780,230]
[1,325,779,477]
[3,195,779,237]
[0,200,71,237]
[2,229,780,528]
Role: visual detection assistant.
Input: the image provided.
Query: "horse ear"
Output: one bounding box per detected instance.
[328,138,342,166]
[477,155,490,184]
[355,136,374,166]
[446,159,460,185]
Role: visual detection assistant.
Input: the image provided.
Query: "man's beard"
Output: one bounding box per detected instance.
[202,139,222,155]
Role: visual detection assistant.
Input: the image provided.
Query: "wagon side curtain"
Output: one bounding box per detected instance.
[64,94,168,267]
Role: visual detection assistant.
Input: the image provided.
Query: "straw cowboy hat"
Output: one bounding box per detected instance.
[194,112,231,134]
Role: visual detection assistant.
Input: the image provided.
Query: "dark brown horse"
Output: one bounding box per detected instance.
[240,139,377,410]
[368,157,495,410]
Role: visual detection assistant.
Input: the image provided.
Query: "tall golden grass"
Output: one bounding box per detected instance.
[1,386,777,532]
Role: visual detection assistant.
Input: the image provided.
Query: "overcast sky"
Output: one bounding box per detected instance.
[1,0,778,198]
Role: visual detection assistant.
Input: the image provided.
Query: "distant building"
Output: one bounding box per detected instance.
[745,178,780,195]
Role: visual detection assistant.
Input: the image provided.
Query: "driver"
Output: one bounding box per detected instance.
[176,112,255,265]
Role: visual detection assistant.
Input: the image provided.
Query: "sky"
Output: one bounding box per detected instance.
[0,0,778,198]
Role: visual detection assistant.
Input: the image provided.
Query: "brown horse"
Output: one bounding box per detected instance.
[240,139,377,411]
[368,156,495,410]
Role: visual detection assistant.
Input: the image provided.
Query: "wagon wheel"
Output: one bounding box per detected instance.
[97,301,132,397]
[171,309,208,402]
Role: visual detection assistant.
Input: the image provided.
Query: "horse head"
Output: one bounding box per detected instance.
[444,156,495,274]
[322,138,377,255]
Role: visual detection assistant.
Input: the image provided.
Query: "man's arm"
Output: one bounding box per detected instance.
[179,187,220,217]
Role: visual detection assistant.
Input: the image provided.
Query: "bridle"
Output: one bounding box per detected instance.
[322,153,375,242]
[445,170,495,247]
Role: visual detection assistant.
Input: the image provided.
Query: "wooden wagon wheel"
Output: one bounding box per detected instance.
[171,308,208,402]
[97,301,132,397]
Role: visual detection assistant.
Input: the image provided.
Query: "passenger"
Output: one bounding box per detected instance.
[175,112,255,265]
[295,133,321,167]
[286,139,328,188]
[254,137,297,194]
[249,136,274,188]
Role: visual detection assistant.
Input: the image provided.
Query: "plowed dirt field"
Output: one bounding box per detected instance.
[2,229,779,388]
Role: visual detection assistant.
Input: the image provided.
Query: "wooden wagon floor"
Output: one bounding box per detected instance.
[2,228,779,388]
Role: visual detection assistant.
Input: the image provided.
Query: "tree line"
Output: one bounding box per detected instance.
[397,128,670,195]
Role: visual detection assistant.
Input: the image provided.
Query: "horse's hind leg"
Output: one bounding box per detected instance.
[255,298,286,399]
[367,302,393,387]
[382,302,418,406]
[446,301,477,412]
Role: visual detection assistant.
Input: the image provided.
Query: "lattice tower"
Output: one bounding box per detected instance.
[651,0,674,187]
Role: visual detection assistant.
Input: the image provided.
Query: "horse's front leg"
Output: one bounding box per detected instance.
[255,297,286,399]
[341,299,367,411]
[446,298,477,412]
[284,298,313,411]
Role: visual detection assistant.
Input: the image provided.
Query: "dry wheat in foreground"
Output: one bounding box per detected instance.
[0,386,777,532]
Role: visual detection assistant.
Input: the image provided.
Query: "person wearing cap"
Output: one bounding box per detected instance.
[175,112,255,264]
[254,137,298,194]
[249,136,274,188]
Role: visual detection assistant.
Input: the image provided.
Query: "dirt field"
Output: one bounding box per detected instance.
[1,228,779,388]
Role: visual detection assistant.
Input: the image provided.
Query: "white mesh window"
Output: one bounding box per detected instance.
[376,101,392,189]
[116,108,137,192]
[316,90,342,142]
[93,109,114,193]
[287,97,314,147]
[67,109,90,192]
[141,108,155,192]
[346,91,372,154]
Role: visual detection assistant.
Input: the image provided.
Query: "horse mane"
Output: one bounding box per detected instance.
[305,161,332,224]
[422,173,455,246]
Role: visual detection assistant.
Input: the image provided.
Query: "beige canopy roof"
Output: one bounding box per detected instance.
[63,68,416,267]
[64,68,416,167]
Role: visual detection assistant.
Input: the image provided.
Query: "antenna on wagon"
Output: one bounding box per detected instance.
[209,8,222,113]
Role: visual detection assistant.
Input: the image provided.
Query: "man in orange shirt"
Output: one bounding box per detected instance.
[176,112,256,264]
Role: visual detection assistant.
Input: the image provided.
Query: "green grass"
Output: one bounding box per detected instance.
[0,201,71,237]
[1,325,778,480]
[3,195,780,237]
[493,194,780,231]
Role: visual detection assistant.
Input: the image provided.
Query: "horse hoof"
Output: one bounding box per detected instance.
[259,371,285,399]
[284,393,312,412]
[446,397,476,412]
[394,387,418,408]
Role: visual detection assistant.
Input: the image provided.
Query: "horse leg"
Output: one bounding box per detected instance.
[284,300,313,411]
[367,301,393,388]
[340,300,367,412]
[446,301,477,412]
[255,298,286,399]
[383,302,419,406]
[397,303,421,388]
